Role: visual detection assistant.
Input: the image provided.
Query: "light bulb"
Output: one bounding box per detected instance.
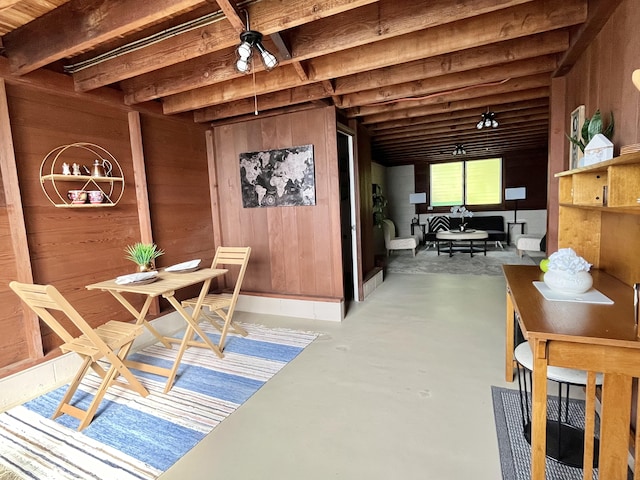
[237,41,252,61]
[261,50,278,70]
[255,42,278,70]
[492,119,499,128]
[236,57,251,73]
[476,121,483,129]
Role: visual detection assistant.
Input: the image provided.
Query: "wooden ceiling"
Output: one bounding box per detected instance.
[0,0,615,165]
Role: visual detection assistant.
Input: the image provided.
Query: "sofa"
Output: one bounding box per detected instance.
[425,215,506,246]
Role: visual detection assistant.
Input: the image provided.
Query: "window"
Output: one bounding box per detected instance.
[430,158,502,207]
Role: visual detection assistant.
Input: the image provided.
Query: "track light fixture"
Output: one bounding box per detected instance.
[235,11,278,74]
[476,111,498,129]
[452,144,466,156]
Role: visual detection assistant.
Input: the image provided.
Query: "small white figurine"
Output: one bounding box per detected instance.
[72,163,82,175]
[61,163,71,175]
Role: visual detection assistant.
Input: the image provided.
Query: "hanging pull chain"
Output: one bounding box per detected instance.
[253,64,258,115]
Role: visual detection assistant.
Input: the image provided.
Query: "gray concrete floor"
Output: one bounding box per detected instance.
[160,272,515,480]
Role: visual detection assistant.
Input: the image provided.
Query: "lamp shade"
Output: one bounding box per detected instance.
[409,193,427,204]
[504,187,526,200]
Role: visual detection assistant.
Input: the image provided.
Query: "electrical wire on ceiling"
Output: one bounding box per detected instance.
[63,0,257,74]
[367,78,512,107]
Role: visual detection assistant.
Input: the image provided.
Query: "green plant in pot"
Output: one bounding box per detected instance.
[567,109,615,153]
[124,242,164,272]
[372,184,388,228]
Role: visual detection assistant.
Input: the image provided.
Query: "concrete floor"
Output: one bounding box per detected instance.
[160,272,515,480]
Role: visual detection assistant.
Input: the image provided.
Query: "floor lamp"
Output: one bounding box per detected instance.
[409,192,427,223]
[504,187,526,222]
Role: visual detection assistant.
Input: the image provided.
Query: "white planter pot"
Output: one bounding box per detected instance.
[543,270,593,295]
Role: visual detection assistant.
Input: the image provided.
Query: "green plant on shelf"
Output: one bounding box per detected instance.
[567,109,614,153]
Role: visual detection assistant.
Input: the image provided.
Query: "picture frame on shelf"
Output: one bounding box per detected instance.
[569,105,585,169]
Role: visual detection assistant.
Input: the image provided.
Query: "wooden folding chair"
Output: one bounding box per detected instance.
[181,246,251,352]
[9,281,149,431]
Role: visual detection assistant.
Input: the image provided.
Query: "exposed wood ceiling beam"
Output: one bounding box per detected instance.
[378,131,549,157]
[350,74,551,118]
[332,31,568,96]
[122,0,550,105]
[303,0,585,80]
[375,123,549,146]
[554,0,625,77]
[358,87,550,124]
[217,0,245,33]
[369,104,549,133]
[375,112,549,140]
[3,0,212,75]
[194,83,330,122]
[161,0,585,114]
[339,55,557,108]
[72,0,380,92]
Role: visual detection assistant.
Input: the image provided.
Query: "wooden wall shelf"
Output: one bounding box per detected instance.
[39,143,125,208]
[555,151,640,285]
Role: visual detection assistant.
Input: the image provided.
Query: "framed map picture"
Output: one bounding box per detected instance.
[239,144,316,208]
[570,105,585,169]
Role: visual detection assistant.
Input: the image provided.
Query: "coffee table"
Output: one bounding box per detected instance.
[436,229,489,257]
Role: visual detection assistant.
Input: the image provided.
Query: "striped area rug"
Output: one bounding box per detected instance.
[0,323,318,480]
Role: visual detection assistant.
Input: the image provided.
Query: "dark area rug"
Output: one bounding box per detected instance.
[491,386,600,480]
[386,246,539,276]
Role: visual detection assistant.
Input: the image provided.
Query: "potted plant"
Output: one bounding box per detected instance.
[567,109,614,153]
[124,242,164,272]
[372,184,388,227]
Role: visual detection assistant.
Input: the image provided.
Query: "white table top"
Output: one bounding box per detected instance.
[436,229,489,240]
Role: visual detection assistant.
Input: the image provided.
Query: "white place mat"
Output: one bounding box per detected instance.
[533,281,614,304]
[165,259,201,272]
[115,270,158,285]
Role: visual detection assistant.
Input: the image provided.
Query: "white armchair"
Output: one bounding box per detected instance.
[381,219,418,256]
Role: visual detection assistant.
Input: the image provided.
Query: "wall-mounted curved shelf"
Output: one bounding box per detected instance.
[40,143,125,208]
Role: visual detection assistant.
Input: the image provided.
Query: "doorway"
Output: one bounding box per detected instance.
[337,128,359,306]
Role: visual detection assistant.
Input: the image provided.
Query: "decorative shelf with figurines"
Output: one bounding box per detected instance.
[39,142,125,208]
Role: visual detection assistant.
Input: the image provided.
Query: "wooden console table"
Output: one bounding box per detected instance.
[503,265,639,480]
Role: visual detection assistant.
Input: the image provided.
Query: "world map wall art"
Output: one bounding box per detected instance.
[239,144,316,208]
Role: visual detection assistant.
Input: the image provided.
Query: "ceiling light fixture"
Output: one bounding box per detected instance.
[476,111,498,129]
[453,144,466,156]
[235,11,278,74]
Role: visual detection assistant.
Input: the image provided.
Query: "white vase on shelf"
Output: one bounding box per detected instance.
[543,270,593,295]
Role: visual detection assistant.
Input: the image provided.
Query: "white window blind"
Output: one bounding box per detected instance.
[430,158,502,207]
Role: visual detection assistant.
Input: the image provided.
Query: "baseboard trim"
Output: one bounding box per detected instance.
[236,294,344,322]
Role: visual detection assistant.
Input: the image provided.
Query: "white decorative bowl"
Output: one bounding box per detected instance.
[543,270,593,295]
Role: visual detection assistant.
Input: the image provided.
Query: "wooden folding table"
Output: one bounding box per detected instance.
[86,267,227,392]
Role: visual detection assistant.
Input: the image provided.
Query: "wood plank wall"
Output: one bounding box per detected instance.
[563,0,640,151]
[211,106,344,300]
[0,77,215,375]
[356,122,375,278]
[0,168,23,366]
[140,113,213,308]
[548,0,640,252]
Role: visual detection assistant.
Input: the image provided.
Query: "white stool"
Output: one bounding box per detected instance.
[514,342,603,467]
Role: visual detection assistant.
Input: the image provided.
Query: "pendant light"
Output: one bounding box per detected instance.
[476,111,498,129]
[235,11,278,74]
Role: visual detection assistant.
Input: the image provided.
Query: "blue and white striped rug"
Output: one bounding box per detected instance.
[0,323,318,480]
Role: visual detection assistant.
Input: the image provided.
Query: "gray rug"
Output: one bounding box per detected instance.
[385,245,538,276]
[491,386,599,480]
